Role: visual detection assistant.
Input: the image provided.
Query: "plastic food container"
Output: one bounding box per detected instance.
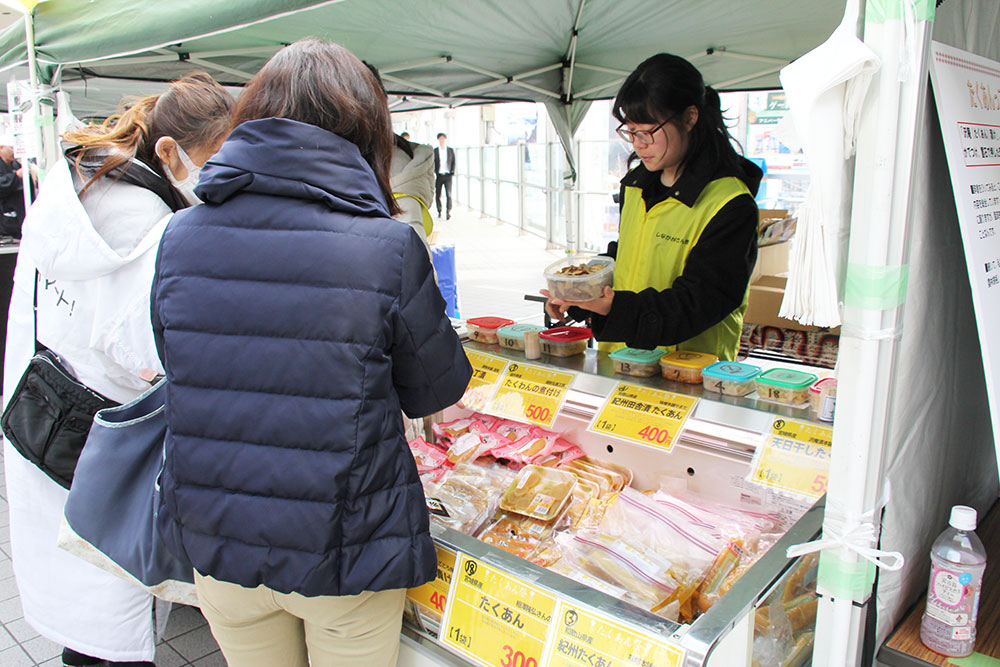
[810,377,838,421]
[755,368,818,406]
[539,326,592,357]
[659,350,720,384]
[608,347,667,377]
[701,361,761,396]
[465,316,515,344]
[497,323,546,350]
[544,255,615,301]
[500,464,577,521]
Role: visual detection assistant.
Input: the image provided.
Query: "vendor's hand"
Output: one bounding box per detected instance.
[540,286,615,320]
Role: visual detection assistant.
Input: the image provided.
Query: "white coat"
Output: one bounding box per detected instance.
[2,157,171,661]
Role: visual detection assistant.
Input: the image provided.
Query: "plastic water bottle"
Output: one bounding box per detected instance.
[919,505,987,657]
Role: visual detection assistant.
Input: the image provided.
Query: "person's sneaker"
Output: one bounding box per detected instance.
[447,212,451,220]
[62,648,104,666]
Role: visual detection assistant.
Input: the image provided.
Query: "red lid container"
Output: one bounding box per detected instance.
[465,316,516,344]
[538,327,592,357]
[539,326,593,342]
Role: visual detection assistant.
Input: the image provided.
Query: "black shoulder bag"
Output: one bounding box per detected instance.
[1,272,117,489]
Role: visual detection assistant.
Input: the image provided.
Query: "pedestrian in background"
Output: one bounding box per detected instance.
[151,39,470,667]
[433,131,455,219]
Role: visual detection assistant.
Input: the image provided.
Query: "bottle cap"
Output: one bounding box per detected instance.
[949,505,977,531]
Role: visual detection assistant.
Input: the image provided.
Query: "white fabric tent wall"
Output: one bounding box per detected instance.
[872,0,1000,647]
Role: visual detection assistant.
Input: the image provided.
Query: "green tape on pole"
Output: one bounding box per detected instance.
[948,654,1000,667]
[844,263,909,310]
[866,0,935,23]
[33,114,54,127]
[818,552,876,600]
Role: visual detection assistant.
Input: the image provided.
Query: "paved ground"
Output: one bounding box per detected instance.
[0,205,561,667]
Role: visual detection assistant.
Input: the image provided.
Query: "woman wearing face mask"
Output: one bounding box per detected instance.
[2,72,233,667]
[543,54,761,360]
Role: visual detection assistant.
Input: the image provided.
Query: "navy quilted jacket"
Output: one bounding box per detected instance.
[150,118,471,597]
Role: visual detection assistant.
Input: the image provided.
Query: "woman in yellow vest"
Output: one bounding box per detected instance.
[544,53,762,361]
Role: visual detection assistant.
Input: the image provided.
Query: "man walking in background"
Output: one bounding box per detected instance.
[434,132,455,220]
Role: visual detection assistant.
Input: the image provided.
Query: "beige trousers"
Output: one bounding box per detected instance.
[194,571,407,667]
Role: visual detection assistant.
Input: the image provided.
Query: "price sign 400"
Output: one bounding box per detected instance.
[501,645,538,667]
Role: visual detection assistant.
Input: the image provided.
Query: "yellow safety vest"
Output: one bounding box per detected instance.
[599,176,751,361]
[393,192,434,237]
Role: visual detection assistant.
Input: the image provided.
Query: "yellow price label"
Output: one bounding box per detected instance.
[587,382,697,452]
[749,418,833,499]
[442,554,557,667]
[488,362,574,428]
[544,601,684,667]
[463,350,509,412]
[407,545,456,620]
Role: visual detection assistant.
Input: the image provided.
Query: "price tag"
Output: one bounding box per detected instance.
[543,601,684,667]
[463,350,509,412]
[488,362,574,428]
[749,418,833,499]
[442,554,557,667]
[587,382,697,453]
[407,545,456,620]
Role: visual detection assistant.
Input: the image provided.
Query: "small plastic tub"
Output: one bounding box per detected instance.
[497,323,547,350]
[608,347,666,377]
[810,377,838,421]
[659,350,719,384]
[544,255,615,301]
[466,316,515,344]
[755,368,818,406]
[701,361,761,396]
[539,326,592,357]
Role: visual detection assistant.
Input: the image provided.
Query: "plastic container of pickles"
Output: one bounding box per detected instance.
[500,464,577,521]
[810,377,838,421]
[497,323,547,350]
[539,326,592,357]
[659,350,720,384]
[701,361,761,396]
[465,316,515,344]
[755,368,818,406]
[608,347,667,377]
[544,255,615,301]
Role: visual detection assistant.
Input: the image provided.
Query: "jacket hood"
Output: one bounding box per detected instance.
[196,118,391,218]
[20,158,169,281]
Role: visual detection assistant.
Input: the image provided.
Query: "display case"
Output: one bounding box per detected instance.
[401,342,827,667]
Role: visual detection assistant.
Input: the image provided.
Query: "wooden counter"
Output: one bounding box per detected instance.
[879,501,1000,665]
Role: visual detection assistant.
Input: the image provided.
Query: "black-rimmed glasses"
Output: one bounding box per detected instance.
[616,117,674,145]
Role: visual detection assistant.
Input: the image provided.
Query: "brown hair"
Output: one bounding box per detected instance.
[63,71,234,191]
[232,39,401,216]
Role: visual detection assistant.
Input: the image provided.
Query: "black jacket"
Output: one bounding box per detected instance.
[0,158,25,237]
[433,146,456,174]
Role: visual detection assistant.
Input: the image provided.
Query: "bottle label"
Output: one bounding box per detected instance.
[925,563,982,634]
[931,569,965,608]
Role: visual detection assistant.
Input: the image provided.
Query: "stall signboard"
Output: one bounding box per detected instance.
[749,418,832,499]
[929,42,1000,478]
[588,382,697,453]
[407,545,457,620]
[442,554,558,667]
[463,350,509,412]
[488,362,575,428]
[543,600,685,667]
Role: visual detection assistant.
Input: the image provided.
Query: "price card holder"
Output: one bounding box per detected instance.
[407,545,457,621]
[587,382,697,453]
[749,417,833,499]
[488,362,575,428]
[543,600,685,667]
[463,350,509,412]
[442,554,557,667]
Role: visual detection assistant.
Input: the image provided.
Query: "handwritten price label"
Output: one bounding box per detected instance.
[543,600,684,667]
[488,363,574,428]
[406,545,456,620]
[441,555,557,667]
[749,418,833,499]
[587,382,697,453]
[463,351,509,412]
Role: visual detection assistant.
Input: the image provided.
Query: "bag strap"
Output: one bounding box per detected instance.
[32,269,42,354]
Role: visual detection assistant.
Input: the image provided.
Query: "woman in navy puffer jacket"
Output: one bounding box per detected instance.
[150,39,472,667]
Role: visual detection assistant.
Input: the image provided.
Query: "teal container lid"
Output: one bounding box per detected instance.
[756,368,818,389]
[608,347,667,364]
[497,323,546,339]
[702,361,761,382]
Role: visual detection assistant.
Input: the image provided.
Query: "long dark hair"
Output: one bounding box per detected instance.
[232,39,401,216]
[613,53,743,175]
[64,72,233,192]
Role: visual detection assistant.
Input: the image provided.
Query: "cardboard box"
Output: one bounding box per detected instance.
[752,241,790,282]
[745,275,840,334]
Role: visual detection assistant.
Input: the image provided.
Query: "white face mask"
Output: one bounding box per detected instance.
[157,137,202,206]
